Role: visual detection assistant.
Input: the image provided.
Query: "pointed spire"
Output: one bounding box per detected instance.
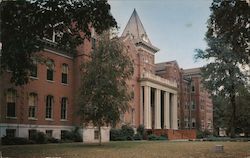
[121,9,151,44]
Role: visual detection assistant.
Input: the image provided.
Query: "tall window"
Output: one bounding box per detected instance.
[191,83,195,92]
[94,130,99,140]
[61,97,67,120]
[28,93,37,118]
[61,64,68,84]
[30,60,38,78]
[46,60,54,81]
[191,101,195,110]
[46,95,53,119]
[6,89,16,117]
[192,119,196,128]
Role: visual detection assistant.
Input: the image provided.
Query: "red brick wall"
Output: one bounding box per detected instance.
[149,129,196,140]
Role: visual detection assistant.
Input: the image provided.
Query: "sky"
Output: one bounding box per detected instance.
[108,0,212,69]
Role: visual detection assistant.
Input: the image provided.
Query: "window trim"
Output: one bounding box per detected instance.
[45,95,53,119]
[60,97,67,120]
[6,89,16,118]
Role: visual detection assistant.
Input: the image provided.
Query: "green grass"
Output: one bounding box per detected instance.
[1,141,250,158]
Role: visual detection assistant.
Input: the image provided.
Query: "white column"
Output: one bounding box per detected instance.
[155,89,161,129]
[140,86,143,124]
[148,87,152,129]
[144,86,151,129]
[172,94,178,129]
[164,92,170,129]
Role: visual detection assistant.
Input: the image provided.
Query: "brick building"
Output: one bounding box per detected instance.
[0,9,206,141]
[155,62,213,132]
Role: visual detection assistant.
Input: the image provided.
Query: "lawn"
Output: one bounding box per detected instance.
[1,141,250,158]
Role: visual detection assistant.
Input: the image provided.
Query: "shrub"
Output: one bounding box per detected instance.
[148,134,158,140]
[110,128,126,141]
[137,125,145,136]
[148,134,167,141]
[61,127,82,142]
[121,125,134,140]
[133,133,142,140]
[29,131,48,144]
[1,136,33,145]
[197,130,212,139]
[47,137,60,143]
[36,131,48,144]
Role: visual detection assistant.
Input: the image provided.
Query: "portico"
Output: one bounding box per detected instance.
[140,72,178,130]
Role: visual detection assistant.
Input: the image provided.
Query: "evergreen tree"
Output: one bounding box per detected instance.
[77,34,134,145]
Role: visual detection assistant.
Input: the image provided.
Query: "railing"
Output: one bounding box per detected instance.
[141,72,177,88]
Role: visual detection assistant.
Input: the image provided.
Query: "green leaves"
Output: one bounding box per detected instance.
[195,0,249,137]
[0,0,117,85]
[77,34,133,129]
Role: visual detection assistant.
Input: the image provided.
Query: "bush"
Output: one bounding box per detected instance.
[47,137,60,143]
[133,133,142,140]
[36,131,48,144]
[29,131,48,144]
[148,134,167,141]
[1,136,33,145]
[110,128,126,141]
[61,127,82,142]
[121,125,134,140]
[197,130,212,139]
[137,125,145,136]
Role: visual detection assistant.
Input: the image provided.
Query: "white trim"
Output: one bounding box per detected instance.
[44,48,73,59]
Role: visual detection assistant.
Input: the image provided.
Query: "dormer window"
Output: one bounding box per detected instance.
[43,23,63,43]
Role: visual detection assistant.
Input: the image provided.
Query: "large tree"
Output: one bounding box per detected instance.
[0,0,117,85]
[77,34,134,145]
[195,0,249,137]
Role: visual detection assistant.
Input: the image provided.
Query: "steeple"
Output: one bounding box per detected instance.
[122,9,151,44]
[122,9,159,53]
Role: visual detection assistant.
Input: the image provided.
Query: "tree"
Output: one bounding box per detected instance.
[195,0,249,137]
[235,86,250,136]
[77,34,134,145]
[0,0,117,85]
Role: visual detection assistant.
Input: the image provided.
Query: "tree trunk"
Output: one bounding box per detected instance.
[230,92,236,138]
[98,125,102,145]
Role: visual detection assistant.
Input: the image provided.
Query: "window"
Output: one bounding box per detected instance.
[191,84,195,92]
[46,95,53,119]
[94,130,99,140]
[28,93,37,118]
[30,60,38,78]
[177,119,180,128]
[6,89,16,117]
[46,130,53,137]
[43,24,63,43]
[61,97,67,120]
[191,101,195,110]
[46,60,54,81]
[192,119,196,128]
[6,129,16,137]
[29,129,37,140]
[61,64,68,84]
[61,130,67,140]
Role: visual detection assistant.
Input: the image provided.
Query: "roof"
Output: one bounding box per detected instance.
[121,9,151,44]
[121,9,160,53]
